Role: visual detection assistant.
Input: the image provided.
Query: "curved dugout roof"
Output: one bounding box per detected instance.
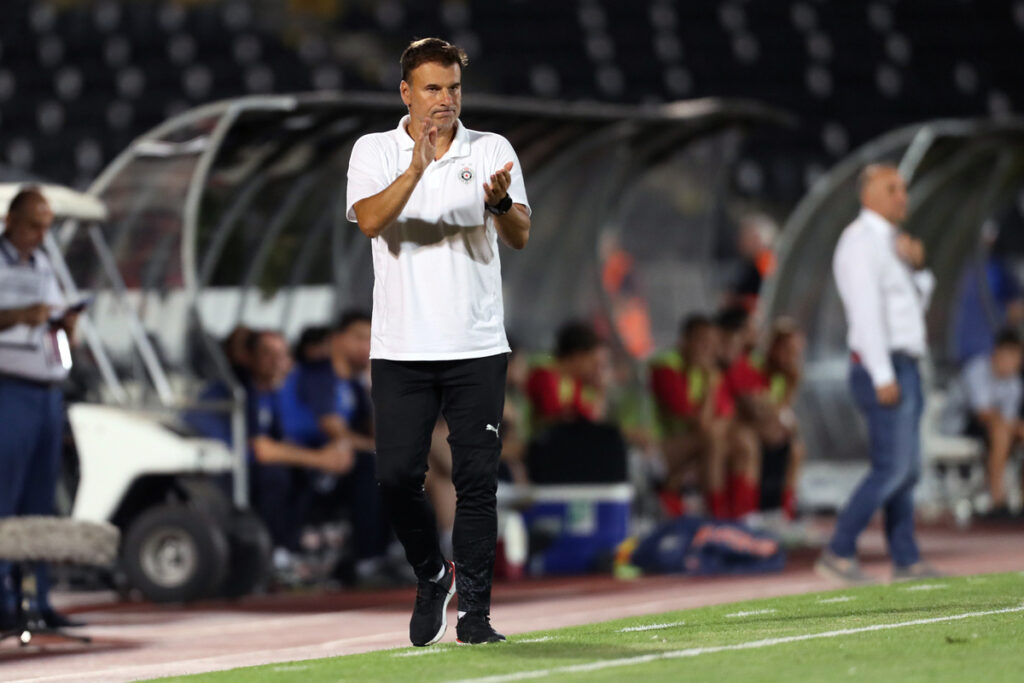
[73,92,789,359]
[760,118,1024,462]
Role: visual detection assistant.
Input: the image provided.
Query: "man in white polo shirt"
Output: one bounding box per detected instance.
[816,164,943,584]
[346,37,530,646]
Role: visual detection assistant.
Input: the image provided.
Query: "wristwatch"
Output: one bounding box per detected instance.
[485,194,513,215]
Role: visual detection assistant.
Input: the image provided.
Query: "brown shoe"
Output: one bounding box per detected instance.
[814,550,875,585]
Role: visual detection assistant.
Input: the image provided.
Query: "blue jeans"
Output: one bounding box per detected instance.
[0,377,64,616]
[828,354,923,568]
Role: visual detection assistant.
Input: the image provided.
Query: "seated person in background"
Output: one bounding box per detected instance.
[223,324,254,383]
[296,311,375,453]
[725,213,778,314]
[294,311,393,581]
[650,314,760,519]
[186,324,257,443]
[526,321,606,430]
[427,340,531,559]
[244,330,353,552]
[947,328,1024,517]
[498,339,531,484]
[951,223,1024,366]
[524,321,627,484]
[721,311,806,519]
[294,325,331,366]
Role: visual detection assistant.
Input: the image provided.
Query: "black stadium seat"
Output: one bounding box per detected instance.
[0,0,1020,207]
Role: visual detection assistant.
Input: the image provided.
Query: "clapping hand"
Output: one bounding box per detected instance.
[411,118,437,174]
[483,162,514,206]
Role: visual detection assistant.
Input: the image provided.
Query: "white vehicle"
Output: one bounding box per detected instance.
[0,182,270,603]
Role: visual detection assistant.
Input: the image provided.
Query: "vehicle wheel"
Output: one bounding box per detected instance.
[219,509,272,599]
[121,503,229,603]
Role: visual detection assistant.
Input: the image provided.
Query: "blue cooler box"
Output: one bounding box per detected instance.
[518,484,633,574]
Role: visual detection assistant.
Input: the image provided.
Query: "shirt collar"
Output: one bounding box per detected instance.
[0,234,35,266]
[395,115,471,159]
[859,208,897,236]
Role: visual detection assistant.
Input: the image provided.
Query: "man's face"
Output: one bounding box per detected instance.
[400,61,462,133]
[252,334,291,387]
[684,325,718,367]
[771,333,805,374]
[569,347,606,388]
[5,196,54,254]
[719,329,745,366]
[333,321,372,372]
[862,168,908,225]
[992,345,1023,378]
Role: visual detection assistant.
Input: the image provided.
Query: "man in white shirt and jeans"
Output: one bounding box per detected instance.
[816,164,943,584]
[346,38,530,646]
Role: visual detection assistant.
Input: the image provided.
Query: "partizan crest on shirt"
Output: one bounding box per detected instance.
[459,166,474,184]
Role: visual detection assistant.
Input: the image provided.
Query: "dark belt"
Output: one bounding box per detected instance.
[0,372,60,390]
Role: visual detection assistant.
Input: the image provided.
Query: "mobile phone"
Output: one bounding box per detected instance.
[67,298,91,313]
[66,296,93,314]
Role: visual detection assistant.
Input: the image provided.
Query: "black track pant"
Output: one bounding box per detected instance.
[371,353,507,615]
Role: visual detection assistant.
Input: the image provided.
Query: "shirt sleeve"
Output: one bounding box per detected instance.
[913,269,936,311]
[1006,378,1023,421]
[962,357,993,413]
[346,134,392,223]
[492,135,531,215]
[834,230,895,388]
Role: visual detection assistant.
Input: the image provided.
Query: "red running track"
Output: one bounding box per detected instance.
[2,519,1022,682]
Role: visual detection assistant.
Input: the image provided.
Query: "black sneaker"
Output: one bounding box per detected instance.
[40,609,86,629]
[456,611,506,644]
[409,561,456,647]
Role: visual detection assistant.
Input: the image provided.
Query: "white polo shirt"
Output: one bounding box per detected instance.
[0,235,68,382]
[346,116,531,361]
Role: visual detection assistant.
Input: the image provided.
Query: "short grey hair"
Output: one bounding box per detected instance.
[857,163,900,193]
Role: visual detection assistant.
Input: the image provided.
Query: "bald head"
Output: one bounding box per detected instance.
[4,188,53,257]
[858,164,908,225]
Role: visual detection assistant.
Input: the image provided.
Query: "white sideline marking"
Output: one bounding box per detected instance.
[453,604,1024,683]
[818,596,855,604]
[517,636,554,643]
[271,665,310,672]
[394,648,451,657]
[724,609,776,618]
[903,584,948,591]
[618,621,686,633]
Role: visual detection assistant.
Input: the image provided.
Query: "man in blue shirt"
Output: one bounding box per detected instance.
[946,328,1024,517]
[297,311,374,451]
[249,331,357,548]
[952,223,1024,365]
[296,311,392,582]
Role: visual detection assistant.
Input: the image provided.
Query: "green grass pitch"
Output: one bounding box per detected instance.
[156,572,1024,682]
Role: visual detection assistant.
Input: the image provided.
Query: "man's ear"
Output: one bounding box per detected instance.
[400,80,411,107]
